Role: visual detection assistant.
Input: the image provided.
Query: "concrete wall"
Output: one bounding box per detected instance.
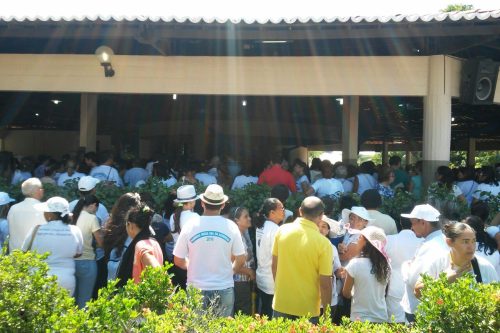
[2,130,111,157]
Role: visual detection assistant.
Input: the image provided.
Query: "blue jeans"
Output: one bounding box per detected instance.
[201,287,234,317]
[75,260,97,308]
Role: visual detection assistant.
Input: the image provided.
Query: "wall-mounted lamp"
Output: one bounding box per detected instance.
[95,46,115,77]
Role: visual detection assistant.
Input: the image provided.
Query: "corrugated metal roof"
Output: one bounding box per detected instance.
[1,9,499,25]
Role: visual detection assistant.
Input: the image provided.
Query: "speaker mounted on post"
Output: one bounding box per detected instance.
[460,58,499,105]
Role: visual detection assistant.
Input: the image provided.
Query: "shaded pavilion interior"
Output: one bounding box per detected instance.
[1,12,500,162]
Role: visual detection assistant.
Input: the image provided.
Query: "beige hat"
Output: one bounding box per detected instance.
[199,184,229,205]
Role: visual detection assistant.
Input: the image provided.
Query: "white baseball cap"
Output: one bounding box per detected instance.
[78,176,100,191]
[0,192,15,206]
[341,206,375,224]
[401,204,440,222]
[35,196,72,217]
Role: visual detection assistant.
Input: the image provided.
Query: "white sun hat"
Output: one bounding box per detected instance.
[341,206,375,224]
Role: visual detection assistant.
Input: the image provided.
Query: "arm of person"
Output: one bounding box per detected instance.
[173,256,188,270]
[339,241,363,262]
[408,179,414,193]
[232,254,246,275]
[352,176,359,194]
[93,229,104,248]
[320,274,333,312]
[342,272,354,299]
[305,183,315,196]
[141,251,161,268]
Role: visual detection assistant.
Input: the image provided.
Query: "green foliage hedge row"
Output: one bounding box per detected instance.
[1,251,498,333]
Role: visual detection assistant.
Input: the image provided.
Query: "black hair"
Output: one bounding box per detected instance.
[127,203,155,230]
[0,204,9,219]
[310,158,322,171]
[389,155,401,166]
[359,161,376,175]
[361,189,382,209]
[338,195,358,211]
[255,198,281,229]
[321,196,335,216]
[72,194,100,224]
[458,166,474,181]
[470,201,490,222]
[479,166,498,186]
[271,184,289,204]
[378,166,393,183]
[362,238,391,284]
[436,166,455,191]
[84,151,98,164]
[442,222,475,242]
[464,216,496,256]
[49,212,72,225]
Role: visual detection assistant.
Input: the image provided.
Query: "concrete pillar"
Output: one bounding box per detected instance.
[422,55,452,190]
[79,93,98,152]
[382,140,389,166]
[467,138,476,167]
[342,96,359,166]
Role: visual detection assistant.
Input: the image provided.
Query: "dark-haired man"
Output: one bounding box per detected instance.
[272,196,333,324]
[173,184,246,317]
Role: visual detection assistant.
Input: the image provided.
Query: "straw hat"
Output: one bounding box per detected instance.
[199,184,229,205]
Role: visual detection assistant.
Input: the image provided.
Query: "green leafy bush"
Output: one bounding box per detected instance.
[426,183,469,221]
[228,183,271,216]
[0,251,75,333]
[415,274,500,333]
[380,190,416,223]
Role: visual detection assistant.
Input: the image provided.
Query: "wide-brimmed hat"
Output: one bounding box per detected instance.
[199,184,229,205]
[0,192,15,206]
[341,206,375,224]
[401,204,440,222]
[34,196,72,217]
[78,176,100,191]
[321,216,342,238]
[174,185,199,203]
[360,226,389,260]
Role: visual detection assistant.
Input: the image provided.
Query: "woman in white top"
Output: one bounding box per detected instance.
[338,206,374,266]
[352,161,377,195]
[464,216,500,277]
[343,226,390,323]
[169,185,200,289]
[255,198,285,319]
[22,197,83,296]
[456,167,478,206]
[291,159,311,193]
[473,166,500,203]
[72,194,103,308]
[415,222,498,299]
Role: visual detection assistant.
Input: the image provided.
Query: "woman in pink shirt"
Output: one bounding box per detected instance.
[116,203,163,286]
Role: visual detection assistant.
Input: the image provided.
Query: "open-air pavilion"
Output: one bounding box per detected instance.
[0,8,500,186]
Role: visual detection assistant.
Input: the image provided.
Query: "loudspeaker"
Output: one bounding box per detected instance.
[460,58,499,105]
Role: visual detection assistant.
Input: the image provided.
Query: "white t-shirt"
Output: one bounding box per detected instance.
[57,172,86,187]
[331,244,341,306]
[356,173,377,195]
[161,176,177,188]
[420,253,498,284]
[312,178,344,198]
[173,215,245,290]
[169,210,200,244]
[473,183,500,200]
[456,180,479,205]
[90,165,123,187]
[22,221,83,295]
[337,178,353,193]
[402,230,449,314]
[255,220,280,294]
[7,198,46,252]
[194,173,217,186]
[124,167,149,187]
[345,257,389,323]
[231,175,258,190]
[475,243,500,277]
[0,218,8,248]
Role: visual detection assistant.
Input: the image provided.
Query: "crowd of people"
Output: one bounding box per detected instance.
[0,149,499,324]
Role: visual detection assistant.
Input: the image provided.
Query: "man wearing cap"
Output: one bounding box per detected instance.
[400,204,448,322]
[173,184,246,317]
[7,178,46,252]
[272,196,333,323]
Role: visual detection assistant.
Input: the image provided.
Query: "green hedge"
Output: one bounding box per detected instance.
[1,251,498,333]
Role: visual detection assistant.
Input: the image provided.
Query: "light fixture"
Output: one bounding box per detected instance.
[95,45,115,77]
[173,94,177,100]
[336,98,344,105]
[452,117,455,122]
[35,113,39,117]
[51,99,62,105]
[262,40,288,44]
[242,100,247,107]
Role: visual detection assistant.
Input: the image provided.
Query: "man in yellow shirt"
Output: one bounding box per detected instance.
[271,196,333,324]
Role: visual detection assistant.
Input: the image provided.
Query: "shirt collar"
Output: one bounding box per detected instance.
[424,229,443,242]
[297,217,319,230]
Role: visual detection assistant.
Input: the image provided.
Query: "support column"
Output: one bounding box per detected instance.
[467,138,476,167]
[342,96,359,166]
[79,93,98,152]
[382,140,389,166]
[422,55,452,190]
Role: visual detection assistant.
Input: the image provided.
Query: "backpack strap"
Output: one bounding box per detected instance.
[471,257,483,283]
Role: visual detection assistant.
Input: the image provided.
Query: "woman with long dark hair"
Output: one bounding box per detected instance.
[473,166,500,203]
[72,194,103,308]
[255,198,285,318]
[117,203,163,285]
[342,226,390,322]
[434,166,466,202]
[464,216,499,277]
[104,192,142,281]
